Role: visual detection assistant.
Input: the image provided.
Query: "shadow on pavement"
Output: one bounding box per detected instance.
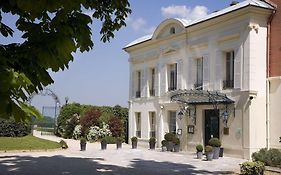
[0,155,234,175]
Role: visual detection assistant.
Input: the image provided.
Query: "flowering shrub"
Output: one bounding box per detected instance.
[108,116,123,137]
[73,125,82,140]
[87,123,112,142]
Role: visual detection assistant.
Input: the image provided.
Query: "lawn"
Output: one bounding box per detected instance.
[0,135,61,151]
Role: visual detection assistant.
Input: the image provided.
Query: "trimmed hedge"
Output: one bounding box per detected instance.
[252,148,281,168]
[0,119,30,137]
[240,161,265,175]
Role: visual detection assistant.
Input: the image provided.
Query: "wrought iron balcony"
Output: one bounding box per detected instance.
[135,91,141,98]
[150,89,155,96]
[168,87,177,91]
[223,80,234,89]
[194,83,203,90]
[136,131,141,138]
[150,131,156,138]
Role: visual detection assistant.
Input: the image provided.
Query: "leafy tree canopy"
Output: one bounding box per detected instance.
[0,0,131,121]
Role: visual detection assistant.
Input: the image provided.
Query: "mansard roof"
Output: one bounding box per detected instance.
[124,0,274,50]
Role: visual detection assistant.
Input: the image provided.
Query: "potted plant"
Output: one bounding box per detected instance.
[208,138,221,159]
[161,140,167,152]
[149,137,156,150]
[116,137,122,149]
[196,144,203,159]
[164,133,175,152]
[80,137,87,151]
[173,137,180,152]
[205,145,214,161]
[131,136,138,149]
[101,137,107,150]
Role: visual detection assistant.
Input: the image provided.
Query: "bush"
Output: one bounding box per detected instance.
[173,137,180,145]
[72,125,82,140]
[240,161,265,175]
[59,140,68,149]
[104,136,116,144]
[149,137,156,143]
[116,137,123,143]
[101,137,107,144]
[63,114,79,139]
[108,116,123,137]
[208,138,221,147]
[80,137,87,144]
[80,107,101,130]
[196,144,203,152]
[0,118,30,137]
[131,136,138,142]
[161,140,167,147]
[164,133,176,142]
[252,148,281,168]
[205,145,213,153]
[86,123,112,142]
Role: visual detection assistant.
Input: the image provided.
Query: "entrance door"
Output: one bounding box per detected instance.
[204,110,220,145]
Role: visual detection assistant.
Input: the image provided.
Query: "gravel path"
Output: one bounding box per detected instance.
[0,131,246,175]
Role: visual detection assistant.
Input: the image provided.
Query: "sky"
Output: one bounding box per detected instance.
[1,0,243,113]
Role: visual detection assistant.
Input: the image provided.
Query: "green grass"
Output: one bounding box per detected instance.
[0,135,61,151]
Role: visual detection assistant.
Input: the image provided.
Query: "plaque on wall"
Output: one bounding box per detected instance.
[223,127,229,135]
[177,129,182,135]
[187,125,194,134]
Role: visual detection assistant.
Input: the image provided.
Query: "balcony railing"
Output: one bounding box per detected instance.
[150,89,155,96]
[223,80,234,89]
[194,83,203,90]
[135,91,141,98]
[150,131,156,138]
[136,131,141,138]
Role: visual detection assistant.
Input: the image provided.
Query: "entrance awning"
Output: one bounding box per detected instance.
[170,89,234,105]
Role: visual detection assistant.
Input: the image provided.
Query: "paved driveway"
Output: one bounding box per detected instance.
[0,131,245,175]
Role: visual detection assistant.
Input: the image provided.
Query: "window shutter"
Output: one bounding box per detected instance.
[187,58,194,89]
[203,55,210,90]
[234,47,242,89]
[215,51,222,90]
[177,59,183,90]
[141,69,146,97]
[155,65,159,96]
[160,64,167,95]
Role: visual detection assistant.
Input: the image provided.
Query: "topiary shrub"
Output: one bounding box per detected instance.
[173,137,180,145]
[161,140,167,147]
[131,136,138,142]
[0,118,30,137]
[164,133,176,142]
[208,138,221,147]
[149,137,156,143]
[240,161,265,175]
[252,148,281,168]
[205,145,213,153]
[196,144,203,152]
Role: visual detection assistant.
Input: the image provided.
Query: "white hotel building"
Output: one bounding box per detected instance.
[124,0,281,159]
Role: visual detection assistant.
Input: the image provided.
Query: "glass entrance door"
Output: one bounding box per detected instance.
[204,109,220,145]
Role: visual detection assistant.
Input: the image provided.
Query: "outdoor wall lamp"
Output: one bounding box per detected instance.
[160,105,164,110]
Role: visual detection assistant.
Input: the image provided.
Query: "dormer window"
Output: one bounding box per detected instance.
[170,27,176,34]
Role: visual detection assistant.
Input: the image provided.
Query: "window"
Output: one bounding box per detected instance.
[149,68,155,96]
[195,58,203,90]
[223,51,234,89]
[149,112,156,137]
[136,71,141,98]
[169,111,176,133]
[135,112,141,138]
[170,27,176,34]
[168,63,177,91]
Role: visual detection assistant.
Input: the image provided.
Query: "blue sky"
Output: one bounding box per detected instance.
[1,0,243,112]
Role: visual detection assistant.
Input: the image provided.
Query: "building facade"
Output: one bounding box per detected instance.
[124,0,281,159]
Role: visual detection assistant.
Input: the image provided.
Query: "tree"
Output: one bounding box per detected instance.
[0,0,131,121]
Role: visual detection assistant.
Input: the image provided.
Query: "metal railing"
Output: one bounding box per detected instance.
[194,83,203,90]
[223,80,234,89]
[135,91,141,98]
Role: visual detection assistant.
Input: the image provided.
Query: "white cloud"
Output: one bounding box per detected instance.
[126,16,155,34]
[161,5,208,22]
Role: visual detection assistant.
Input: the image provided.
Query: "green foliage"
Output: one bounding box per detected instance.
[101,137,107,144]
[0,118,30,137]
[252,148,281,168]
[161,140,167,147]
[108,116,123,137]
[59,140,68,149]
[240,161,265,175]
[80,107,101,130]
[164,133,176,142]
[0,135,61,151]
[80,137,87,144]
[149,137,156,143]
[57,103,82,135]
[34,116,55,128]
[116,137,123,143]
[0,0,131,121]
[63,114,79,139]
[205,145,213,153]
[208,138,221,147]
[173,137,180,145]
[131,136,138,142]
[104,136,116,144]
[196,144,203,152]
